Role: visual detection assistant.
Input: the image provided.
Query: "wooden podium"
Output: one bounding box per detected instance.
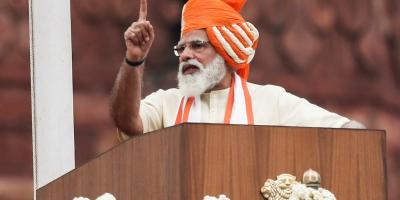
[37,124,386,200]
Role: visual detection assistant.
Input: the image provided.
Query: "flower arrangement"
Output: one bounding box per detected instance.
[203,194,231,200]
[73,193,116,200]
[289,184,336,200]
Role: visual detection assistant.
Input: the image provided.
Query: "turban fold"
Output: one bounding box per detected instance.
[181,0,259,80]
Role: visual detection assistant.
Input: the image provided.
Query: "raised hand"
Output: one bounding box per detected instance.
[124,0,155,62]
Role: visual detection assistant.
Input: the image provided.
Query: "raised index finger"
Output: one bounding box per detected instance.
[138,0,147,21]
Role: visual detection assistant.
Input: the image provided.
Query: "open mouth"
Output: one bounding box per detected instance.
[182,64,200,75]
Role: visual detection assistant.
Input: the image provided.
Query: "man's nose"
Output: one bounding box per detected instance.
[179,46,194,62]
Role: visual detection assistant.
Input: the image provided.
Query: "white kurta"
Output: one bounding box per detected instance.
[126,83,349,137]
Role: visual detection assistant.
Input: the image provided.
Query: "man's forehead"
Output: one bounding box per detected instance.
[179,29,209,43]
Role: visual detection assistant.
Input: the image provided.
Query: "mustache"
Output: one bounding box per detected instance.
[179,59,204,73]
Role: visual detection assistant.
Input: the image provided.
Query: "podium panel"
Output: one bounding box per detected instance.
[37,124,386,200]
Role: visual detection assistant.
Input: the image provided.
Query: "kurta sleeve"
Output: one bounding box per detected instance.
[118,89,181,141]
[139,89,166,133]
[277,89,350,128]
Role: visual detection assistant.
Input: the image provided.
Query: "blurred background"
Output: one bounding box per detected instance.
[0,0,399,199]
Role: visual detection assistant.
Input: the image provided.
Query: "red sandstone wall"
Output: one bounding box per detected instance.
[0,0,399,199]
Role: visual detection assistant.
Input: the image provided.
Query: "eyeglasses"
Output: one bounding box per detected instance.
[173,40,210,57]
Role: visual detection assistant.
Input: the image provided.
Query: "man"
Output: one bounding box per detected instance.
[110,0,364,139]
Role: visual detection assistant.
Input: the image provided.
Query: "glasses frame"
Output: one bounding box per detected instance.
[173,40,210,57]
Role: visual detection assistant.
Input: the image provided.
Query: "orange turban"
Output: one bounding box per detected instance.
[181,0,259,80]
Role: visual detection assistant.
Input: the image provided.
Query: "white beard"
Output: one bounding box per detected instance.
[177,55,227,97]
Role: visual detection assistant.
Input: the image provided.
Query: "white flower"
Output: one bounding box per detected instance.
[203,196,218,200]
[203,194,230,200]
[289,184,309,200]
[73,197,90,200]
[319,188,336,200]
[310,189,324,200]
[218,195,230,200]
[96,193,116,200]
[289,184,336,200]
